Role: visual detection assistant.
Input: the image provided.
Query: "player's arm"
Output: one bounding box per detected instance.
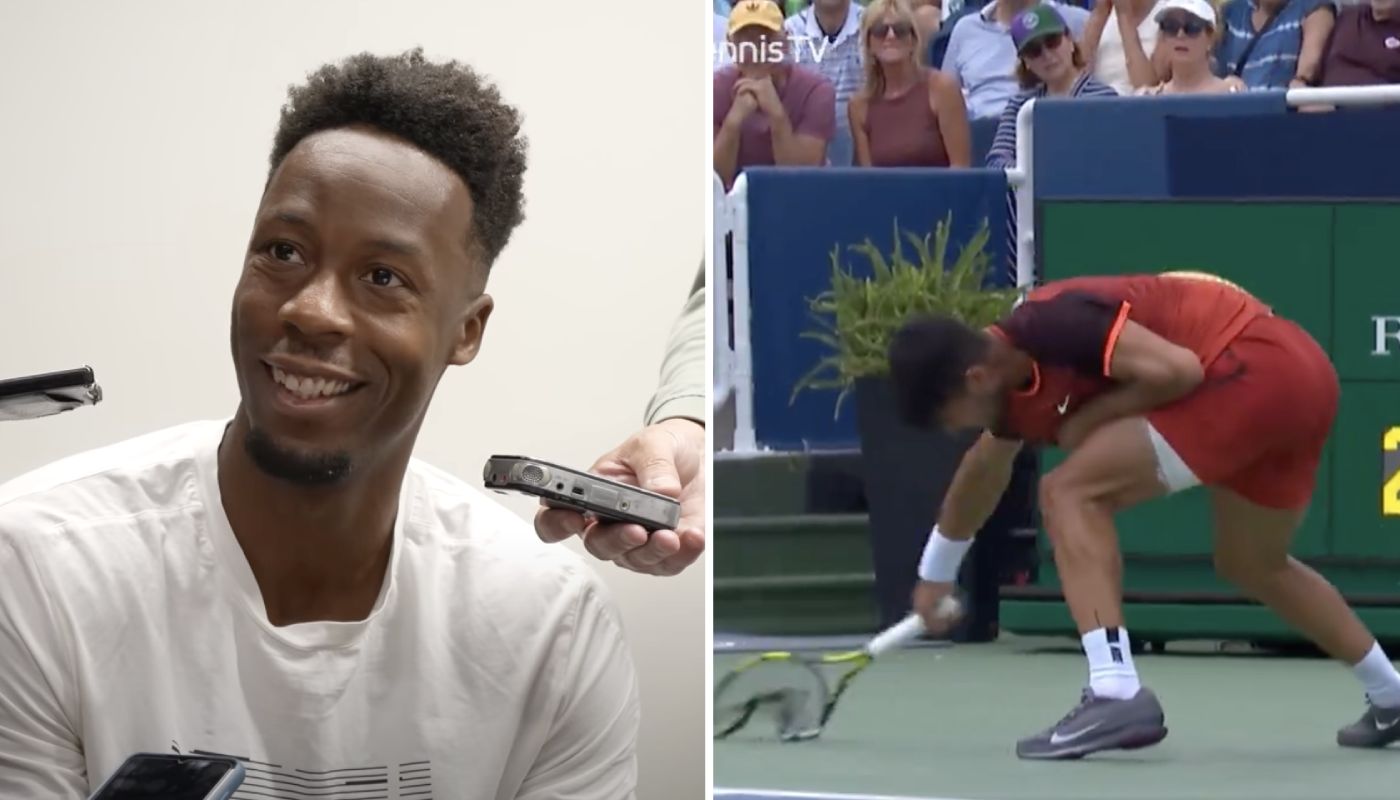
[1057,318,1204,450]
[916,431,1023,583]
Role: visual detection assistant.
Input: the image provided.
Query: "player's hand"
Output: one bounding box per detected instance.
[912,580,962,635]
[533,418,706,576]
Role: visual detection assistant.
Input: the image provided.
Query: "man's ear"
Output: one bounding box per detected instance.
[964,363,993,393]
[447,294,494,367]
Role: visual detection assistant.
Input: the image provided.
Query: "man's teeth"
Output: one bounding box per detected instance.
[271,366,353,399]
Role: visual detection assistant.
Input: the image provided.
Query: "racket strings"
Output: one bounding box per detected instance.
[713,658,830,740]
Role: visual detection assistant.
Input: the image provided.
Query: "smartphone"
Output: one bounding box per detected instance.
[0,366,103,422]
[483,455,682,532]
[88,753,245,800]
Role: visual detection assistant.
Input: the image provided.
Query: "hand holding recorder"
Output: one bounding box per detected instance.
[533,417,706,576]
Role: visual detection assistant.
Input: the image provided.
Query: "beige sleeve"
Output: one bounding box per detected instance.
[642,259,706,426]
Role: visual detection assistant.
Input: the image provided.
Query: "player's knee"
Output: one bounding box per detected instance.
[1212,548,1283,594]
[1212,549,1251,588]
[1038,471,1092,547]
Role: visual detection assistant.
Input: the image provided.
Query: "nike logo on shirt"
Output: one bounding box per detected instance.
[1057,395,1072,415]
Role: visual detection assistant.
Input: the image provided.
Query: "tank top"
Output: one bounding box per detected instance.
[863,70,950,168]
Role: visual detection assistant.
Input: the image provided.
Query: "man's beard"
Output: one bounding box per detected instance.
[244,426,353,487]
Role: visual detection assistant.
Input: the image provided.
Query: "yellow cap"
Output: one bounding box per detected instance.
[728,0,785,36]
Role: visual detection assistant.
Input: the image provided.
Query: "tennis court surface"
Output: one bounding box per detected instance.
[714,633,1400,800]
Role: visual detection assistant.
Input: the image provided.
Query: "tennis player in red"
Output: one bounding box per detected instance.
[888,271,1400,759]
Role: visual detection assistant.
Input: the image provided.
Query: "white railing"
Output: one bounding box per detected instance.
[1007,84,1400,291]
[715,173,759,454]
[1006,98,1037,290]
[712,172,733,416]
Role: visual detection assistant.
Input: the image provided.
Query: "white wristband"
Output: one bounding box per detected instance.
[918,526,972,582]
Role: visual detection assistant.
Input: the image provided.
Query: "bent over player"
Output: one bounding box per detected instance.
[888,271,1400,760]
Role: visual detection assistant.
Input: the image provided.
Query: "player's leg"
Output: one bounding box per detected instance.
[1016,415,1173,760]
[1210,486,1400,748]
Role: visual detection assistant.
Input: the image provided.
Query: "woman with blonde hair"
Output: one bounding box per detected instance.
[849,0,971,168]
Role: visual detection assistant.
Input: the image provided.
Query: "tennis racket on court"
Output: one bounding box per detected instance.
[713,607,944,743]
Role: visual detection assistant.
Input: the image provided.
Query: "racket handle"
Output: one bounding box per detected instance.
[866,613,926,657]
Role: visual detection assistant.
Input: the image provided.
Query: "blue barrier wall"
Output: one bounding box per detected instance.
[1033,93,1285,199]
[743,167,1009,451]
[1033,93,1400,201]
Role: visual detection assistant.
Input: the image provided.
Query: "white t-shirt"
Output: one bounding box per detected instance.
[1094,3,1166,95]
[0,421,639,800]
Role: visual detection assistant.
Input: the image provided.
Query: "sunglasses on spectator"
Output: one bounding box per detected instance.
[1020,33,1064,59]
[1159,17,1210,36]
[869,22,915,39]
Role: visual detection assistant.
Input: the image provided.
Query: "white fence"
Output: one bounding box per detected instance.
[714,173,758,454]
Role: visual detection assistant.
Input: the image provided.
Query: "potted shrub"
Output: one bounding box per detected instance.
[792,214,1033,641]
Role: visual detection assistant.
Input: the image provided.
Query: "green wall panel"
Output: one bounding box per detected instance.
[1332,382,1400,559]
[1332,205,1400,381]
[1040,202,1335,352]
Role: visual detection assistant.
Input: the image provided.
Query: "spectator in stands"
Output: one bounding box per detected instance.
[914,0,945,37]
[715,9,733,70]
[714,0,838,190]
[785,0,865,167]
[1317,0,1400,86]
[1138,0,1249,92]
[1216,0,1337,89]
[942,0,1091,119]
[987,5,1116,281]
[850,0,972,167]
[987,3,1118,171]
[1082,0,1170,94]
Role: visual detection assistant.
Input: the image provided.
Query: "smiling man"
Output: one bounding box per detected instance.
[0,50,639,798]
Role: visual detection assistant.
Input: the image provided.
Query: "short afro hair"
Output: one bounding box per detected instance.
[888,314,990,428]
[269,48,527,268]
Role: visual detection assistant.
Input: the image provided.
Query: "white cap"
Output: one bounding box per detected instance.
[1154,0,1217,25]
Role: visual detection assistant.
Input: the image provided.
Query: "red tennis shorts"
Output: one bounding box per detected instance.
[1146,314,1339,510]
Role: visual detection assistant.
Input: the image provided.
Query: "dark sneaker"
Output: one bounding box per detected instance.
[1016,687,1168,760]
[1337,698,1400,749]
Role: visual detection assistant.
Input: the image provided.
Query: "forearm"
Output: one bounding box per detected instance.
[714,119,743,187]
[1120,24,1156,87]
[767,111,805,165]
[643,262,705,426]
[917,434,1019,583]
[937,436,1018,539]
[1295,13,1334,82]
[1081,12,1110,66]
[1061,380,1194,444]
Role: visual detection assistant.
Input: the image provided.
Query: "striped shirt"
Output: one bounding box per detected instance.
[1216,0,1339,88]
[986,73,1118,284]
[784,4,864,166]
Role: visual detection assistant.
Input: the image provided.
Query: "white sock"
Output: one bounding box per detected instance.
[1082,627,1141,700]
[1353,641,1400,708]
